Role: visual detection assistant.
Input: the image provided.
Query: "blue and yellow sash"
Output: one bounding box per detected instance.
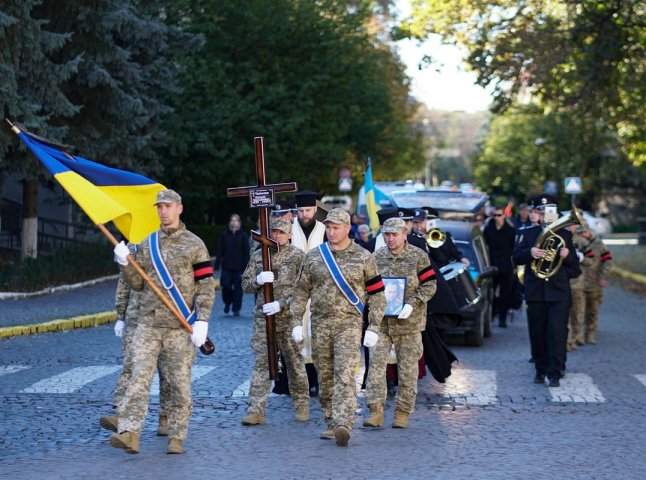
[318,242,364,315]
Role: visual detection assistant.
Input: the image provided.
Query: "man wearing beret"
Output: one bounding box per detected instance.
[291,208,386,446]
[240,218,309,425]
[111,189,215,454]
[364,218,436,429]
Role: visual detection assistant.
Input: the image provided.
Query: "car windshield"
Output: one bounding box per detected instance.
[390,190,488,213]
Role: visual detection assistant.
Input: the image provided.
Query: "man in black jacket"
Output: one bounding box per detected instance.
[484,206,516,327]
[214,213,250,316]
[513,195,581,387]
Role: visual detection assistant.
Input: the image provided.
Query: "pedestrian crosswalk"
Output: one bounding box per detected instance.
[2,364,645,404]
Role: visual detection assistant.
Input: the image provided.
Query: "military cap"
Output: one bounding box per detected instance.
[294,190,318,207]
[412,209,426,222]
[272,199,295,214]
[397,208,415,221]
[376,207,398,225]
[381,217,407,233]
[323,208,351,225]
[421,206,439,219]
[154,189,182,205]
[533,193,558,210]
[270,217,292,233]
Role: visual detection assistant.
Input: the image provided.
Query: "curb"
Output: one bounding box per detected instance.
[0,275,119,301]
[613,267,646,285]
[0,311,117,339]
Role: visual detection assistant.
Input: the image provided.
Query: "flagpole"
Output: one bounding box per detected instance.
[96,223,193,334]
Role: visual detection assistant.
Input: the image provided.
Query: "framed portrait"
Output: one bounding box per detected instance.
[383,277,407,317]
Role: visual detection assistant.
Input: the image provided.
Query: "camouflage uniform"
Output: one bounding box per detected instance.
[291,241,386,431]
[581,234,612,343]
[567,233,589,348]
[241,242,309,416]
[367,242,437,413]
[113,257,170,418]
[118,222,215,440]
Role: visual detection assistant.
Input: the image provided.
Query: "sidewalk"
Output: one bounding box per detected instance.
[0,276,221,338]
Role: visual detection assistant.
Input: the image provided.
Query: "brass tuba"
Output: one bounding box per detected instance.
[530,205,584,280]
[426,228,446,248]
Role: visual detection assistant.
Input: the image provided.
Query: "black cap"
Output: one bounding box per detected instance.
[376,207,398,225]
[397,208,415,221]
[412,209,426,222]
[421,206,438,219]
[294,190,318,207]
[533,193,557,210]
[272,199,295,214]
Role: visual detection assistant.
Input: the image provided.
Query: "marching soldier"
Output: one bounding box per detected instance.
[240,218,309,425]
[364,218,437,429]
[291,208,386,447]
[291,190,327,396]
[579,224,613,344]
[110,189,215,454]
[567,224,591,351]
[99,254,171,436]
[513,194,580,387]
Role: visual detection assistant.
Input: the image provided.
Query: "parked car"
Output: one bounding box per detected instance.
[389,189,495,346]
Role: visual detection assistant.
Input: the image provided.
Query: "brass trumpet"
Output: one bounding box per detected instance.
[426,228,446,248]
[530,205,584,280]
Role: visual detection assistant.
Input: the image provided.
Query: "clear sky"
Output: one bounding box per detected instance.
[394,2,493,112]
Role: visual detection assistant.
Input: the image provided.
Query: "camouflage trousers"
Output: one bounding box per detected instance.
[568,289,585,345]
[584,290,603,337]
[248,322,309,415]
[311,321,361,430]
[118,324,195,440]
[113,321,170,419]
[365,331,423,414]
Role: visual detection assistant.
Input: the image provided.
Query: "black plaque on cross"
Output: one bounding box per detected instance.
[227,137,298,380]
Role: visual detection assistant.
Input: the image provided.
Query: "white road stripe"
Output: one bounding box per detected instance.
[437,369,498,406]
[20,366,121,393]
[150,365,215,396]
[0,365,31,376]
[549,373,605,403]
[632,374,646,388]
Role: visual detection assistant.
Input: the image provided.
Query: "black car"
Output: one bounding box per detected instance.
[389,189,495,346]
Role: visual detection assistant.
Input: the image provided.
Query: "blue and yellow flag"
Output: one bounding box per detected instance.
[364,158,387,234]
[11,122,165,244]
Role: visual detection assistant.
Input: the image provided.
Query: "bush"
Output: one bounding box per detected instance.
[0,242,117,292]
[190,224,226,257]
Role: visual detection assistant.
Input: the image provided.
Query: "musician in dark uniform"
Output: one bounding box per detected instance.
[424,207,470,269]
[513,194,581,387]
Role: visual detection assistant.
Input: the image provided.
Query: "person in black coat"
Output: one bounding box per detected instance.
[483,206,517,327]
[513,195,581,387]
[214,214,250,316]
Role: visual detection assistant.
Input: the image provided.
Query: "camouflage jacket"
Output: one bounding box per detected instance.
[373,243,437,335]
[115,243,141,324]
[291,241,386,331]
[122,222,216,328]
[570,233,591,290]
[241,243,305,332]
[580,234,612,292]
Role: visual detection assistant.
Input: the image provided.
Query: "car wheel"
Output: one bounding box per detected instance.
[483,302,492,338]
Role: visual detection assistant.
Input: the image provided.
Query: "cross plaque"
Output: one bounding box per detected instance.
[227,137,298,379]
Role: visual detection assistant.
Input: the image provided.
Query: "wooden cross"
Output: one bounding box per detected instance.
[227,137,298,379]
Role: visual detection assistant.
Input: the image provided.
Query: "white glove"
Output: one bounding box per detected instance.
[256,271,274,285]
[113,241,130,266]
[191,321,209,347]
[114,320,125,337]
[577,251,584,263]
[363,330,379,348]
[292,326,304,343]
[262,301,281,316]
[397,304,414,320]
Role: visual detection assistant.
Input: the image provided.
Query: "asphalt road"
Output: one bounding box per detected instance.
[0,284,645,479]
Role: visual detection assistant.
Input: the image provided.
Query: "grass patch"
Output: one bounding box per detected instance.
[0,242,117,292]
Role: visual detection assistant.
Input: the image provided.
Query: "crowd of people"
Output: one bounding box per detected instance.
[101,187,612,454]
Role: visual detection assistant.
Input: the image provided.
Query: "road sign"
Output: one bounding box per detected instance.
[544,180,558,195]
[564,177,582,194]
[338,177,352,192]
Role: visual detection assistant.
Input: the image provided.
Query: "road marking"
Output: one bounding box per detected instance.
[20,366,121,393]
[603,238,637,245]
[548,373,605,403]
[0,365,30,376]
[632,374,646,388]
[150,365,215,396]
[437,369,498,406]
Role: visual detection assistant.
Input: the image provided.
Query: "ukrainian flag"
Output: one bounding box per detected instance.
[10,122,165,244]
[364,158,387,234]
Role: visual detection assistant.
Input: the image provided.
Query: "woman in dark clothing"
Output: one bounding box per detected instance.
[214,214,249,316]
